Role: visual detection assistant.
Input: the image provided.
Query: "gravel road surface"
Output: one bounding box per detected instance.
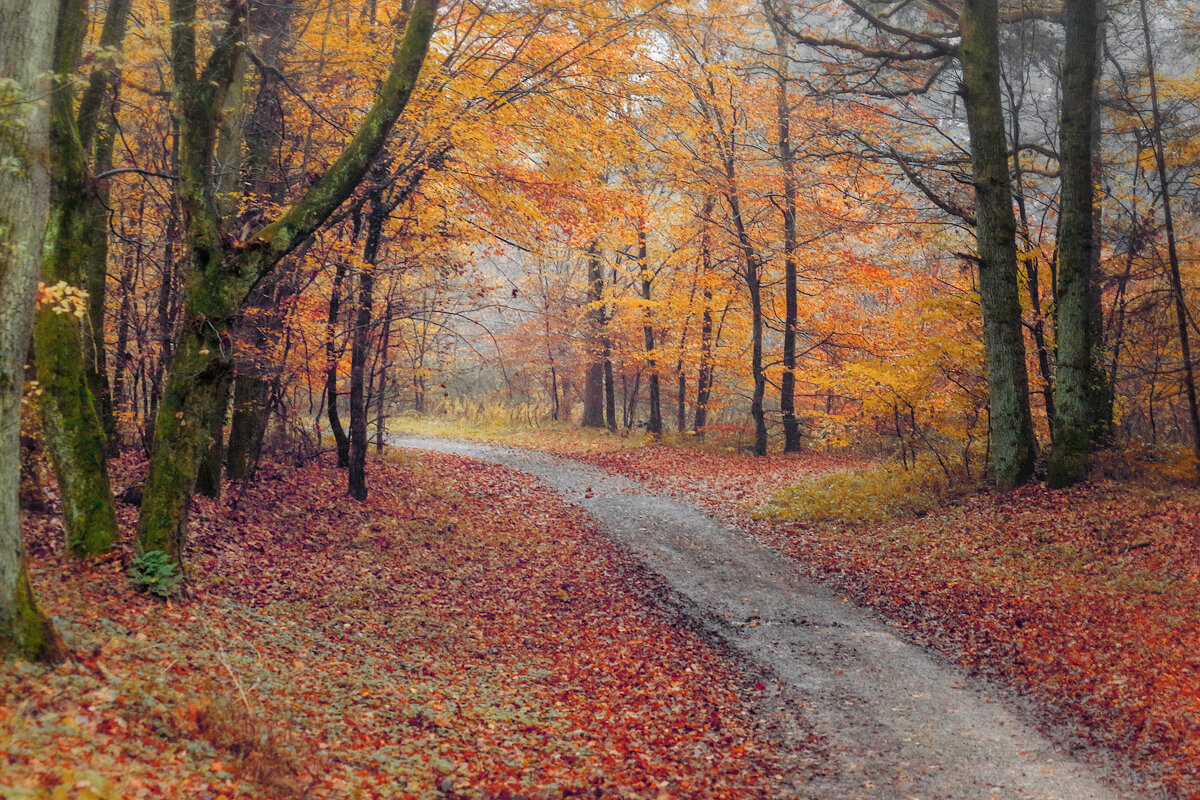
[393,436,1134,800]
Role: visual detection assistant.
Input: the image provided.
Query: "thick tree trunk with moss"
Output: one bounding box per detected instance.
[0,0,70,662]
[137,0,439,566]
[1049,0,1102,487]
[959,0,1037,489]
[225,0,298,481]
[32,0,133,555]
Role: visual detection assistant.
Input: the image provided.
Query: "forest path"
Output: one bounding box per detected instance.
[393,436,1129,800]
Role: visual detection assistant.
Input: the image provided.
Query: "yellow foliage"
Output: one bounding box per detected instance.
[755,457,975,526]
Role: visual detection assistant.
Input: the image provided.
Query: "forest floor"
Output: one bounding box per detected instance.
[5,426,1200,799]
[5,449,803,800]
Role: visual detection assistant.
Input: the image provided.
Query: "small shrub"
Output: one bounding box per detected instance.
[755,458,976,526]
[185,697,310,797]
[129,549,183,598]
[1093,441,1197,488]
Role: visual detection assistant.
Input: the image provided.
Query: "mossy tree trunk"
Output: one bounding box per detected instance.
[136,0,440,566]
[226,0,298,482]
[1049,0,1102,487]
[33,0,133,556]
[959,0,1037,489]
[0,0,70,662]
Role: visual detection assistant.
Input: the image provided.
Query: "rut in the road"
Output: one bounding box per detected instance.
[395,436,1136,800]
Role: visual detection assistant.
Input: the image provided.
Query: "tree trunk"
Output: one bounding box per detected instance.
[1049,0,1102,487]
[1137,0,1200,468]
[604,355,617,433]
[348,262,374,500]
[349,201,385,501]
[677,367,686,433]
[33,0,133,555]
[87,93,119,453]
[194,374,231,498]
[0,0,70,662]
[768,3,802,453]
[375,297,392,453]
[581,242,606,428]
[959,0,1037,489]
[326,258,351,468]
[694,198,717,437]
[226,360,272,479]
[137,0,438,566]
[638,216,662,438]
[225,0,298,481]
[722,182,767,455]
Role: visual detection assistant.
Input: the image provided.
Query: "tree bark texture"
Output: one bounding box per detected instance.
[1049,0,1101,487]
[581,243,606,428]
[225,0,298,481]
[0,0,70,662]
[768,1,802,453]
[638,217,663,437]
[694,199,717,436]
[959,0,1037,489]
[349,202,385,501]
[33,0,133,555]
[326,259,351,468]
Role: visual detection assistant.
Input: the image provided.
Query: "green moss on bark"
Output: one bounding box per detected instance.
[1,565,68,663]
[34,295,118,556]
[137,325,232,564]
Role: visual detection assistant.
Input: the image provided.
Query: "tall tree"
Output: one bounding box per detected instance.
[1135,0,1200,468]
[1049,0,1103,487]
[32,0,134,555]
[136,0,440,568]
[637,214,664,437]
[765,0,803,453]
[581,242,607,428]
[960,0,1037,488]
[0,0,69,661]
[225,0,301,482]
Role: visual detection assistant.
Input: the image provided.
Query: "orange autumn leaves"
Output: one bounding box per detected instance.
[9,450,801,798]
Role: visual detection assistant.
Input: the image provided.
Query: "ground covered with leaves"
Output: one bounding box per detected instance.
[3,452,799,799]
[580,445,1200,799]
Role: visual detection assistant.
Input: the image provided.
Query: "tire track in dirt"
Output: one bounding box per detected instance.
[394,437,1133,800]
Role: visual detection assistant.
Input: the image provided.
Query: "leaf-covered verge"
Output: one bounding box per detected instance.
[4,453,803,799]
[579,445,1200,799]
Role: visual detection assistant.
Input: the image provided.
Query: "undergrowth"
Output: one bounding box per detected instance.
[754,457,977,525]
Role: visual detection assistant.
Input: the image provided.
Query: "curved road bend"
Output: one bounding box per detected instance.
[393,436,1135,800]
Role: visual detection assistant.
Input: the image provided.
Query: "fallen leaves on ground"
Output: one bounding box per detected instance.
[5,453,802,799]
[577,445,1200,799]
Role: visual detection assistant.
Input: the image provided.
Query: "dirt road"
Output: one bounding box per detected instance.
[394,436,1137,800]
